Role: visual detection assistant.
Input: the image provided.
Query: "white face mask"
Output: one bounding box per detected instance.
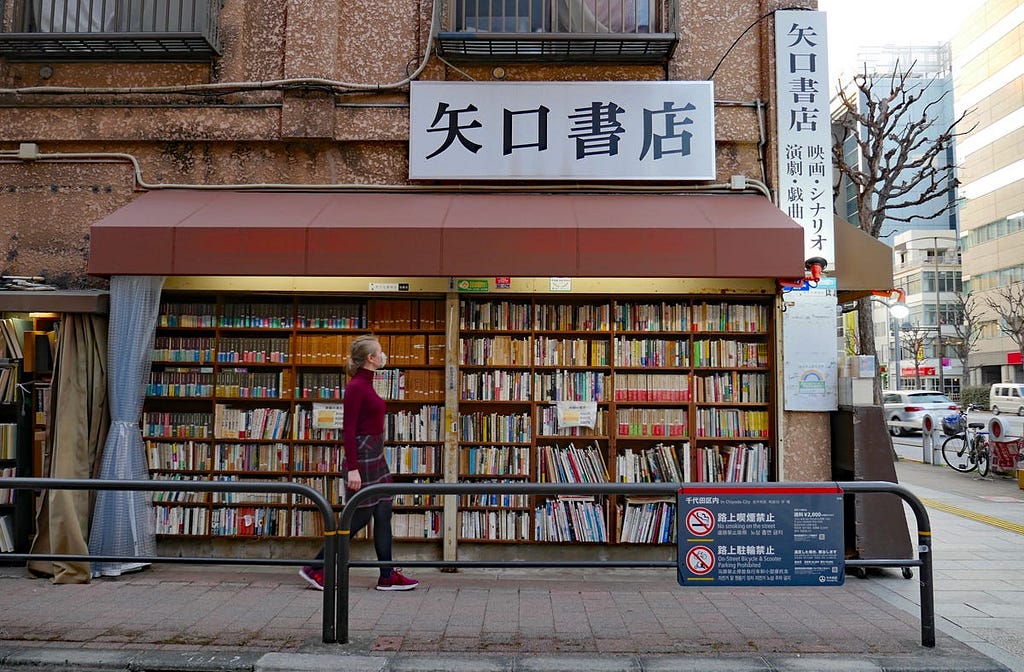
[377,352,387,369]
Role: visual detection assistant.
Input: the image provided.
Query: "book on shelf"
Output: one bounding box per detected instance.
[0,514,13,552]
[0,318,31,360]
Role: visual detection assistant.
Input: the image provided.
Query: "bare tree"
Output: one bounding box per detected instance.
[831,60,971,402]
[948,290,984,381]
[900,324,931,388]
[984,282,1024,368]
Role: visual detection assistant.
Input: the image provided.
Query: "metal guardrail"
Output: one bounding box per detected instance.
[0,478,339,642]
[1,478,934,647]
[338,480,935,647]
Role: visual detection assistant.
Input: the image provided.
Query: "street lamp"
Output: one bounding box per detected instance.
[889,303,910,391]
[870,290,909,391]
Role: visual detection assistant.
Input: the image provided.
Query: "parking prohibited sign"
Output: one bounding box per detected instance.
[677,485,845,587]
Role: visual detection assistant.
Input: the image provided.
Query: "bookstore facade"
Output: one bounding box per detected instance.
[1,0,892,566]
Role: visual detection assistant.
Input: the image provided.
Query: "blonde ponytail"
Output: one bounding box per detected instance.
[346,334,379,376]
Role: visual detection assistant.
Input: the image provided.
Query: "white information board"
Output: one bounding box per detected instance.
[782,279,838,411]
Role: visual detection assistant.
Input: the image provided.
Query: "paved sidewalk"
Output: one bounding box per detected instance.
[0,561,1009,671]
[2,456,1021,671]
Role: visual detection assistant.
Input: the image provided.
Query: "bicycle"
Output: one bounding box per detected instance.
[940,405,991,477]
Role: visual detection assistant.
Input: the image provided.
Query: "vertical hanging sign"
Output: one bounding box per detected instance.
[775,10,835,267]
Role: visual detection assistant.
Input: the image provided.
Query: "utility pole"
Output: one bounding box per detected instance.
[934,237,945,395]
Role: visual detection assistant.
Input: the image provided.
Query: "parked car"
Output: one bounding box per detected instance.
[882,390,960,436]
[989,383,1024,416]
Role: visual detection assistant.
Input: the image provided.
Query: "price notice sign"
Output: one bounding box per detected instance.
[677,485,845,587]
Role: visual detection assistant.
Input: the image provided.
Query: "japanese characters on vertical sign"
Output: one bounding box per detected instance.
[774,10,835,266]
[409,82,716,180]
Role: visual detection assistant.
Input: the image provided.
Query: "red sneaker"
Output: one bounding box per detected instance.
[376,569,419,591]
[299,566,324,591]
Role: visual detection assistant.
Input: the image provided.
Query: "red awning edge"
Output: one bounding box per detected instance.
[87,191,806,279]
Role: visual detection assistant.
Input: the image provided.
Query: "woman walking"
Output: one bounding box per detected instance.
[300,334,419,591]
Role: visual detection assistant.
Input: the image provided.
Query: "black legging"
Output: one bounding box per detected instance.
[315,499,393,579]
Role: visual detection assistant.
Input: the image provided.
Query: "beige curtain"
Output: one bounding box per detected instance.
[27,314,109,584]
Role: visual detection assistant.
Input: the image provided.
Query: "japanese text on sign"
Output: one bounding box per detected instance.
[774,10,835,265]
[677,485,845,587]
[410,82,716,180]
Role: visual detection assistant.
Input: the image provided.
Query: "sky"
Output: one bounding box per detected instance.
[815,0,987,86]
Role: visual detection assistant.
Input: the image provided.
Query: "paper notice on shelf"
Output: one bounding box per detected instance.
[313,403,344,429]
[556,401,597,429]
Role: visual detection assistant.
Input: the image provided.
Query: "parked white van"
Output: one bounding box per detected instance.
[989,383,1024,416]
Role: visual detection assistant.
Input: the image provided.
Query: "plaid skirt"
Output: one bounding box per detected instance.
[346,433,393,508]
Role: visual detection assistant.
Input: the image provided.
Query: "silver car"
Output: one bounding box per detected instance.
[883,390,960,436]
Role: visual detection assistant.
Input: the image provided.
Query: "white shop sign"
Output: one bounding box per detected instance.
[409,81,716,181]
[774,10,835,265]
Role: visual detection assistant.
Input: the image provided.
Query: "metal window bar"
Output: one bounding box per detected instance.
[450,0,669,34]
[12,0,213,33]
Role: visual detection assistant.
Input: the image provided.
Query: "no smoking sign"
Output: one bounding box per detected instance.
[685,507,715,537]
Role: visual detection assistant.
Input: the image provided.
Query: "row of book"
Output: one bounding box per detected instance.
[160,299,447,331]
[535,371,609,402]
[209,476,290,504]
[296,372,344,400]
[615,407,687,437]
[211,443,290,472]
[214,405,289,440]
[215,369,289,398]
[460,336,531,366]
[617,498,675,543]
[694,372,769,404]
[0,466,14,504]
[613,302,692,332]
[535,303,612,331]
[534,337,608,366]
[691,303,769,333]
[614,337,689,367]
[458,411,531,443]
[459,445,531,476]
[0,317,31,359]
[384,444,441,475]
[612,373,689,401]
[216,337,291,364]
[459,510,531,541]
[292,406,342,441]
[615,443,684,483]
[694,409,769,438]
[537,443,609,484]
[0,514,14,552]
[386,406,444,442]
[534,497,608,542]
[375,369,445,401]
[0,423,16,460]
[153,336,216,362]
[692,339,769,368]
[147,368,214,397]
[461,370,531,401]
[460,301,532,331]
[695,442,770,482]
[0,365,18,404]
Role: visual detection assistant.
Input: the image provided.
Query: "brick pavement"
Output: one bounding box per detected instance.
[0,564,956,657]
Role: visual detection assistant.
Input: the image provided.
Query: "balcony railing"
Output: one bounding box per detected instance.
[437,0,677,63]
[0,0,221,60]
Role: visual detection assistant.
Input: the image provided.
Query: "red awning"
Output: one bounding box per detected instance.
[87,191,805,278]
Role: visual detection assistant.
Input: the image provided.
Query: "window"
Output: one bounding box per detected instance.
[27,0,212,34]
[453,0,653,33]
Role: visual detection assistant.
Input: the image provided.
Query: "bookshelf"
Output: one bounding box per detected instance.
[456,297,775,546]
[1,316,37,557]
[148,292,775,549]
[147,295,447,541]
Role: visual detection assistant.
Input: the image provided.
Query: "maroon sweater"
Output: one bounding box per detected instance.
[343,367,386,471]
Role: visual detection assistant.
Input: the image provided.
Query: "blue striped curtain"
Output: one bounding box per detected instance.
[88,275,164,577]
